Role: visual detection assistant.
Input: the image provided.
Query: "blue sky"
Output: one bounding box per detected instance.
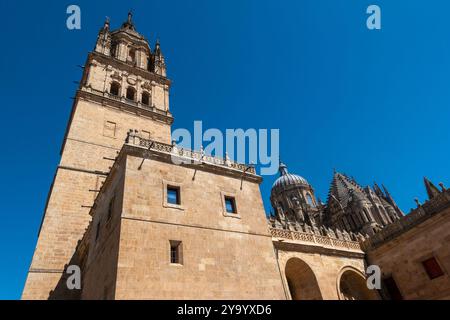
[0,0,449,299]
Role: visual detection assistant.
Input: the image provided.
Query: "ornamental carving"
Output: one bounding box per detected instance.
[111,71,122,81]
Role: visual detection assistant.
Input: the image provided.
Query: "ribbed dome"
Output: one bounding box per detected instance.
[272,163,309,192]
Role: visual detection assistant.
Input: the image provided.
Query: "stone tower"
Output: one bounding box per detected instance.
[22,13,173,299]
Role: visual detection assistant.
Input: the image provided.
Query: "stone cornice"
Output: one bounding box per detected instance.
[77,89,174,125]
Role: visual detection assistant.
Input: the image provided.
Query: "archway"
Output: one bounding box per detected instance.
[285,258,323,300]
[337,268,379,300]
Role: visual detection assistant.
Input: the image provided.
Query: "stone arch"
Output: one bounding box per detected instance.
[110,81,120,96]
[305,192,314,206]
[141,91,150,105]
[285,257,323,300]
[126,86,136,101]
[336,266,379,300]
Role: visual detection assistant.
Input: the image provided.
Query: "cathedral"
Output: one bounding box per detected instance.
[22,13,450,300]
[269,163,404,238]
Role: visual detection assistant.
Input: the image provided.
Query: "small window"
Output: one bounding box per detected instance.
[126,87,136,101]
[103,121,116,138]
[170,240,182,264]
[141,91,150,105]
[110,43,117,57]
[95,221,101,242]
[224,196,237,214]
[110,82,120,96]
[422,257,444,279]
[167,186,180,205]
[141,130,151,140]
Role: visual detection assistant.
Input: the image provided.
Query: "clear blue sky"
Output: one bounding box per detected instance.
[0,0,449,299]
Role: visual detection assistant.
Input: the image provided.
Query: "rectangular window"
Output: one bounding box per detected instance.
[103,121,117,137]
[170,240,182,264]
[224,196,237,214]
[141,130,151,140]
[422,257,444,279]
[167,186,180,205]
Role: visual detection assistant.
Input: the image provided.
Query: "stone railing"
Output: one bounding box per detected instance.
[362,189,450,250]
[269,227,362,251]
[125,130,257,174]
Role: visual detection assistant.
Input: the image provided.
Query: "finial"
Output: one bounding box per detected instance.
[414,198,421,207]
[102,16,110,31]
[128,10,133,23]
[279,162,288,176]
[439,182,446,191]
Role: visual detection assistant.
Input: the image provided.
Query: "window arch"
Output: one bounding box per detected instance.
[128,48,136,63]
[110,82,120,96]
[111,43,117,57]
[141,91,150,105]
[126,86,136,101]
[306,193,314,206]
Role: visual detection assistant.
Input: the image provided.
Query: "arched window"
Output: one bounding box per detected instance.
[306,193,314,206]
[110,82,120,96]
[126,87,136,101]
[141,91,150,105]
[111,43,117,57]
[128,48,136,63]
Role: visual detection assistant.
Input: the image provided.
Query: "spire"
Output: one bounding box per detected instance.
[103,16,110,31]
[424,177,441,199]
[121,10,135,30]
[381,184,393,201]
[327,171,366,208]
[154,38,162,56]
[373,182,383,197]
[95,16,111,55]
[279,162,288,176]
[153,38,166,76]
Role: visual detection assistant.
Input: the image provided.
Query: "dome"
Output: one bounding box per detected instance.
[271,163,309,193]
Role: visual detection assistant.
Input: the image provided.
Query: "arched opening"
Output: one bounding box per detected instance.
[285,258,322,300]
[306,193,314,206]
[126,87,136,101]
[141,91,150,105]
[111,43,117,57]
[338,268,379,300]
[128,48,136,63]
[110,82,120,96]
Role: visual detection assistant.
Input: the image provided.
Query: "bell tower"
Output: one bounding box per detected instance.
[22,13,173,299]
